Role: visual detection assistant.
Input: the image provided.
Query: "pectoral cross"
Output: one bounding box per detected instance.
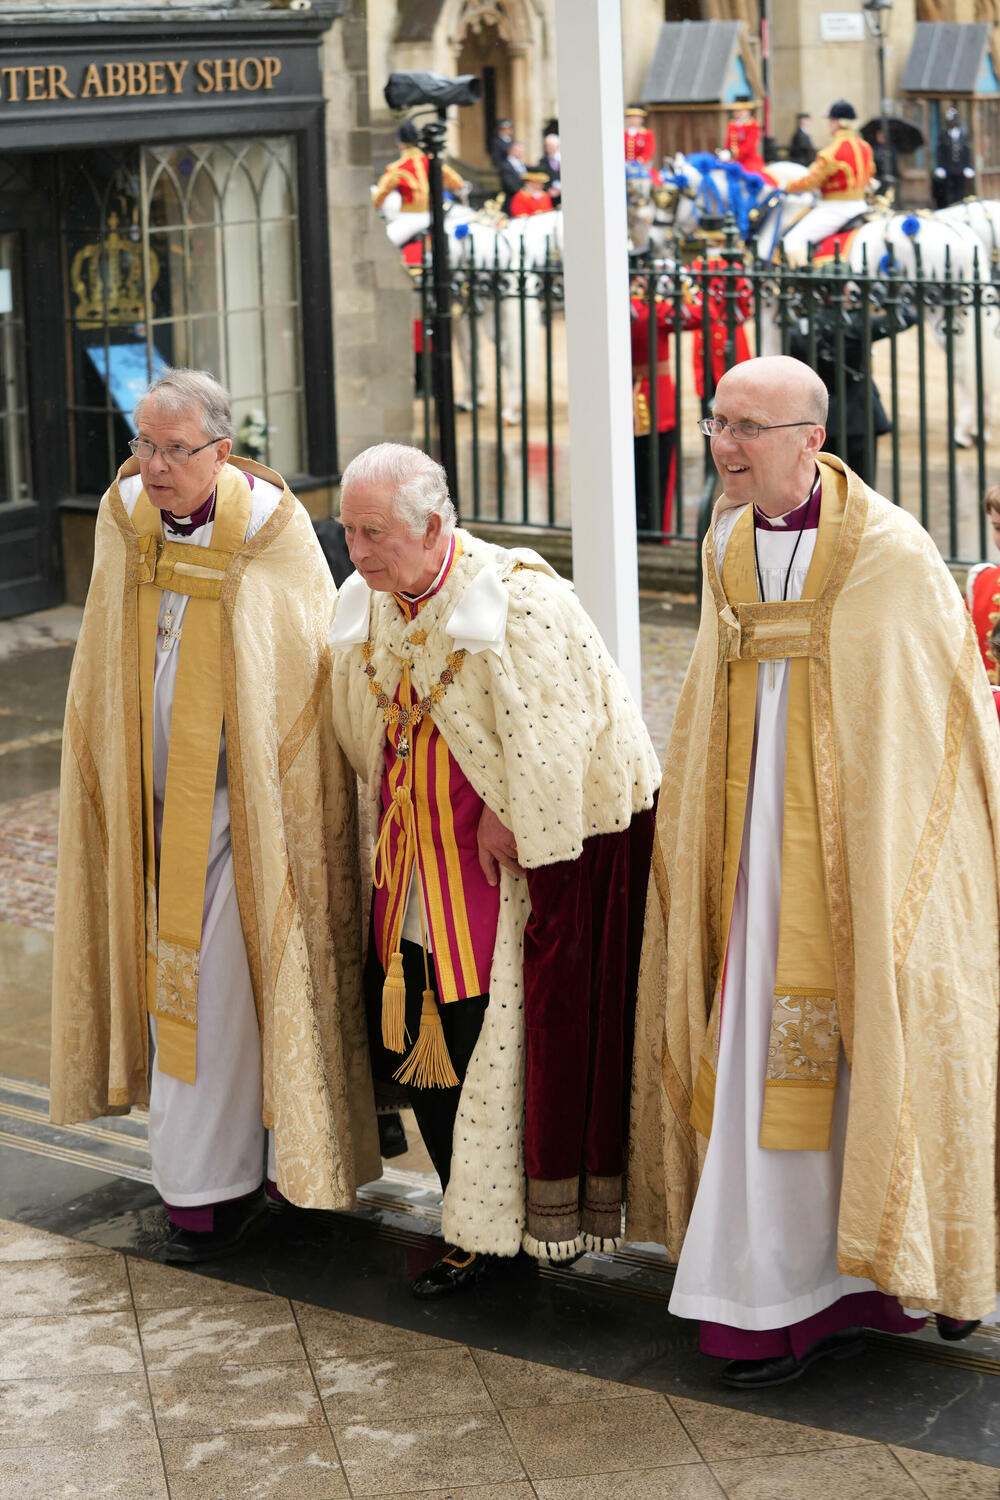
[158,608,182,652]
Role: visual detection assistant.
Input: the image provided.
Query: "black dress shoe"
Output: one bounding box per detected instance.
[721,1327,864,1389]
[377,1112,408,1159]
[411,1246,491,1298]
[935,1314,982,1342]
[156,1192,268,1265]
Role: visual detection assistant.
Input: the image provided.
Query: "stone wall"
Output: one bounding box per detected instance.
[323,0,416,483]
[770,0,916,143]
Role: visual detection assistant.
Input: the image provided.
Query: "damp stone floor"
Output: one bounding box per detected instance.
[1,603,999,1499]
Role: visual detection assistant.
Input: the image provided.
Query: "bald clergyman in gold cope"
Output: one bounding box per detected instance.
[628,355,1000,1390]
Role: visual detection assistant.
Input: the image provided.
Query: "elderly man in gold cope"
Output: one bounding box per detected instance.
[628,355,1000,1388]
[50,368,379,1262]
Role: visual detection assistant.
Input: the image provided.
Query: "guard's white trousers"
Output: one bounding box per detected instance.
[781,199,867,265]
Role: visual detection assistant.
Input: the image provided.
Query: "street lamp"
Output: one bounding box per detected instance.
[863,0,894,194]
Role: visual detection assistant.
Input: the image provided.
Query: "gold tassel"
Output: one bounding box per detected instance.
[381,951,408,1053]
[394,990,460,1088]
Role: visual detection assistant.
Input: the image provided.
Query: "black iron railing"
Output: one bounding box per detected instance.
[410,221,1000,567]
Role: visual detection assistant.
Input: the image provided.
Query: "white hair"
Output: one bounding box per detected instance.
[133,368,234,442]
[340,444,457,537]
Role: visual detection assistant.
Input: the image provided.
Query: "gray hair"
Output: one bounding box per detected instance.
[340,444,457,537]
[133,368,234,442]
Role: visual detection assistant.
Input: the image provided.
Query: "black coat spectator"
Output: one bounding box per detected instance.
[498,141,527,207]
[788,115,815,167]
[933,108,975,208]
[536,133,562,206]
[490,119,514,170]
[789,295,916,487]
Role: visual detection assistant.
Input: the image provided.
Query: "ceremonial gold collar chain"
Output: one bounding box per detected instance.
[362,640,467,759]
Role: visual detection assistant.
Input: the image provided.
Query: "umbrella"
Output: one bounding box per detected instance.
[860,116,924,155]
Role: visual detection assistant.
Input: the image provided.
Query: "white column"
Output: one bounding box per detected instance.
[555,0,641,703]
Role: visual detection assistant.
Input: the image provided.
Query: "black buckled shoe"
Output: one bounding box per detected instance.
[721,1326,864,1389]
[410,1246,490,1298]
[377,1111,409,1159]
[935,1314,982,1342]
[156,1191,268,1265]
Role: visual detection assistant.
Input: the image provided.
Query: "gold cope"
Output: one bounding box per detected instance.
[0,56,282,103]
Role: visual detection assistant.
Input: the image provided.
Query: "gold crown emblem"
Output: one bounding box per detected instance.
[70,213,160,330]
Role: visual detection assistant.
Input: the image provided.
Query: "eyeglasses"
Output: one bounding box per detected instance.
[698,419,817,441]
[128,437,221,466]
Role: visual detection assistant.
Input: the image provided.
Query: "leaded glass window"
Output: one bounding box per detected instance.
[59,136,305,495]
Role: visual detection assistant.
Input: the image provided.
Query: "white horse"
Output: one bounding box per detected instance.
[933,201,1000,437]
[626,168,657,255]
[846,213,997,445]
[934,198,1000,270]
[626,164,677,257]
[652,161,995,446]
[749,205,995,444]
[377,193,563,424]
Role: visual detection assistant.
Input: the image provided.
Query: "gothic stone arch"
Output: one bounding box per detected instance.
[444,0,538,166]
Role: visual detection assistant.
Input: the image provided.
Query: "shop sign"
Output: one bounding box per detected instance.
[0,53,288,104]
[819,13,866,42]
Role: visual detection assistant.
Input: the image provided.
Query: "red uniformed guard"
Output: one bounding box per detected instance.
[781,101,874,264]
[373,121,465,247]
[689,256,753,401]
[630,275,700,536]
[724,99,774,184]
[508,172,554,218]
[625,104,657,171]
[966,488,1000,722]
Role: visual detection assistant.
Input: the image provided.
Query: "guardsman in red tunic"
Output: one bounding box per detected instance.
[401,238,429,394]
[625,104,657,172]
[508,173,554,217]
[688,256,753,400]
[725,112,766,175]
[966,490,1000,723]
[781,101,874,264]
[724,99,774,184]
[373,120,465,246]
[630,276,699,536]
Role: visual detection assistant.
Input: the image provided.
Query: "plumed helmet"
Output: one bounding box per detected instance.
[828,100,857,121]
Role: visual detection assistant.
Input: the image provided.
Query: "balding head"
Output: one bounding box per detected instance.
[716,356,828,425]
[710,356,827,517]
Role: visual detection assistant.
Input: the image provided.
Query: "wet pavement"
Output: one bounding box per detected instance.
[0,599,998,1498]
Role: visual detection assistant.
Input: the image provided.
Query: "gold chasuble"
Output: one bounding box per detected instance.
[133,470,252,1083]
[50,456,381,1211]
[628,456,1000,1321]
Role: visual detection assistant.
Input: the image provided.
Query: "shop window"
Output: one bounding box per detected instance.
[0,231,33,507]
[59,136,305,496]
